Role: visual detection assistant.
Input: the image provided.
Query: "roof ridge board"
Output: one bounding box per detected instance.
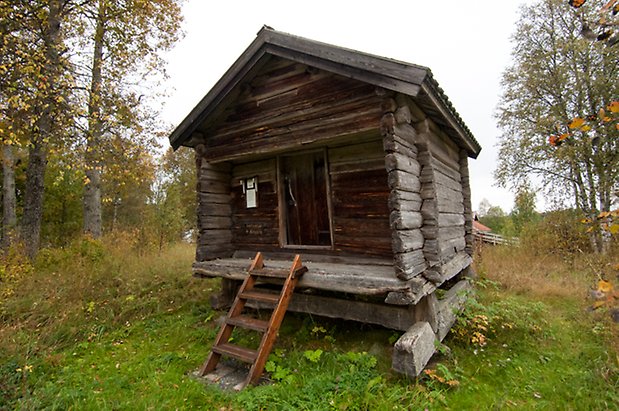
[263,27,429,85]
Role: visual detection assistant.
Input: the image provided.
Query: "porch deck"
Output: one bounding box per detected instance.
[192,252,434,302]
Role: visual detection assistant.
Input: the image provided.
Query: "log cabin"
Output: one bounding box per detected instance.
[169,27,481,377]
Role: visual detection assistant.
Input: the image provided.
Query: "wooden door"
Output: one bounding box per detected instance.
[280,152,331,246]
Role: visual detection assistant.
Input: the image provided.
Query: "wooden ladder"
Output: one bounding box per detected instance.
[199,252,307,388]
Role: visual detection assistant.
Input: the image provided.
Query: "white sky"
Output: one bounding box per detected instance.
[161,0,536,213]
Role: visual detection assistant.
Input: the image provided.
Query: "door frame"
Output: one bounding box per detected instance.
[276,148,334,250]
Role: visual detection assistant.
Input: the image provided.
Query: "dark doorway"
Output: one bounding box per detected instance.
[280,152,332,246]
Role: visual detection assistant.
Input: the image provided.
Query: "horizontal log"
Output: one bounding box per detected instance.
[333,217,390,237]
[200,170,230,184]
[387,170,421,193]
[420,170,462,192]
[198,193,233,205]
[422,226,465,241]
[200,161,232,173]
[198,229,233,243]
[435,184,464,205]
[440,237,466,255]
[199,179,231,195]
[195,246,234,262]
[390,210,423,230]
[385,153,421,176]
[329,140,384,164]
[382,135,418,159]
[200,216,232,230]
[421,213,465,228]
[394,249,426,280]
[246,291,418,331]
[385,280,435,305]
[422,199,464,214]
[329,158,385,174]
[205,107,382,162]
[392,229,424,253]
[423,252,472,285]
[393,124,419,145]
[388,190,422,212]
[198,203,232,217]
[232,159,276,178]
[193,258,421,296]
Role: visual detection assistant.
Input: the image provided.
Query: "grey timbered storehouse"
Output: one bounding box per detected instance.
[169,27,481,376]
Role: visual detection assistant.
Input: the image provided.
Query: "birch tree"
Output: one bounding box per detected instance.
[496,0,619,250]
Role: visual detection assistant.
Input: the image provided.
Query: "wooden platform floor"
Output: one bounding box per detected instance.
[192,256,414,296]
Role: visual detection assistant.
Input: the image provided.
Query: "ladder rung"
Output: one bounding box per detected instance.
[212,343,258,363]
[239,289,280,304]
[227,315,269,332]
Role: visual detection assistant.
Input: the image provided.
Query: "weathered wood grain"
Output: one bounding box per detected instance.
[384,152,421,175]
[437,280,472,341]
[391,229,424,253]
[393,249,426,280]
[387,170,421,193]
[423,251,472,285]
[392,321,437,377]
[193,258,418,296]
[390,210,423,230]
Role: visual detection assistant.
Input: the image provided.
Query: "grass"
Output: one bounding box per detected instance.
[1,237,618,410]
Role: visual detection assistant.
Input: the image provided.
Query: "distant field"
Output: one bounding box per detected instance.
[1,238,617,409]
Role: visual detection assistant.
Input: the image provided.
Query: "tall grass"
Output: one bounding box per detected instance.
[475,245,593,299]
[1,230,617,409]
[0,233,207,361]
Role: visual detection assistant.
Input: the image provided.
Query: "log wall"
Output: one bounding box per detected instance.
[381,96,425,280]
[195,144,234,262]
[201,58,384,163]
[384,95,473,304]
[230,159,279,251]
[226,139,392,258]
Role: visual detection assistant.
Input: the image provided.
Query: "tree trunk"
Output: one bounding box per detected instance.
[23,134,47,259]
[2,144,17,250]
[83,0,105,238]
[22,0,62,259]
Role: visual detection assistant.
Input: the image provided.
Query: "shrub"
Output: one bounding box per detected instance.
[520,209,591,256]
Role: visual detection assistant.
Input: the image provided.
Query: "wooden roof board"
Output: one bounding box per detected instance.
[169,26,481,157]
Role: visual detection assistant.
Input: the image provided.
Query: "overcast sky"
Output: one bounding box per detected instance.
[161,0,536,213]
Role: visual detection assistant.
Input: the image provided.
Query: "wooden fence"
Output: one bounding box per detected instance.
[473,230,519,246]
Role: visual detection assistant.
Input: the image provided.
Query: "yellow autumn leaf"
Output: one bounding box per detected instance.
[598,280,613,293]
[599,211,611,218]
[592,300,607,309]
[569,117,585,129]
[609,101,619,113]
[580,125,591,132]
[609,224,619,235]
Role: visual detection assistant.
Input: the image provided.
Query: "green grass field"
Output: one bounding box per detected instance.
[1,238,617,410]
